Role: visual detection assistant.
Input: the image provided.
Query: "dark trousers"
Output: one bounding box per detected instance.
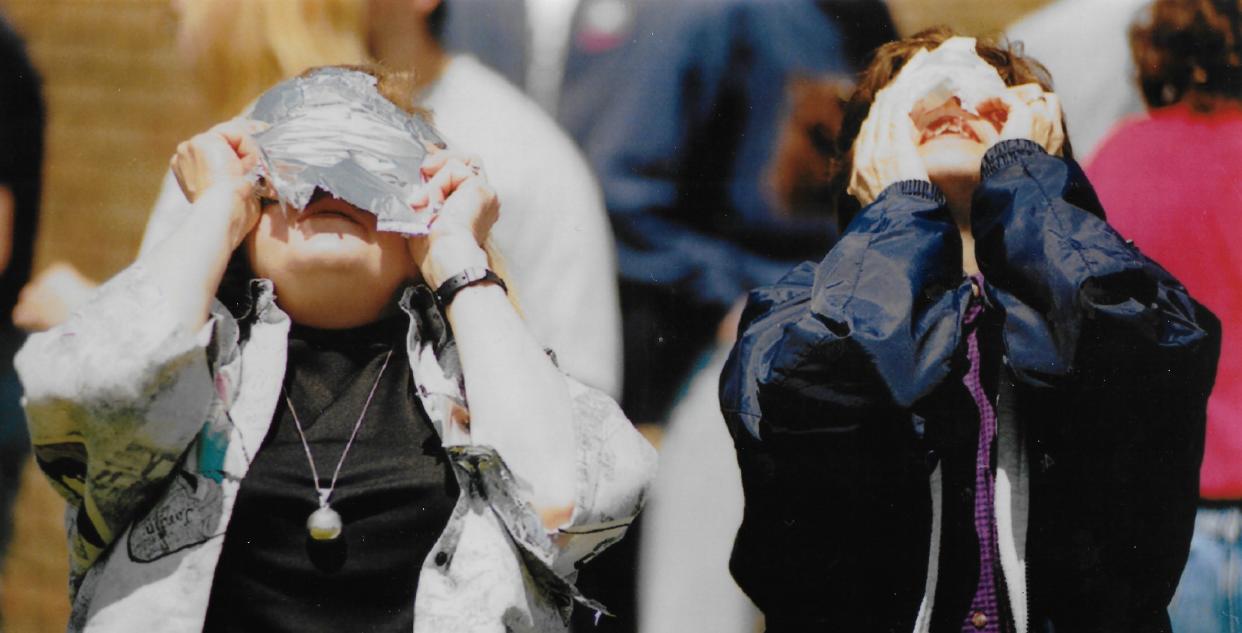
[571,283,718,632]
[0,327,29,571]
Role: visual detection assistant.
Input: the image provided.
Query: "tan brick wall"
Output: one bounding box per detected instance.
[0,2,212,630]
[888,0,1055,37]
[0,1,1054,631]
[2,0,213,279]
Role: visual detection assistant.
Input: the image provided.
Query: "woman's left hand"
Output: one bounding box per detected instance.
[995,84,1066,156]
[408,151,501,288]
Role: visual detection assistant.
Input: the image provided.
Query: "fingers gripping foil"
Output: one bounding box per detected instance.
[249,67,447,235]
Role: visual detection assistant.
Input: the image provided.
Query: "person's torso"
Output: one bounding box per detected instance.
[203,320,458,632]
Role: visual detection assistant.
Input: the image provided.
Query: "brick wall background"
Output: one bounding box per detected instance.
[0,1,1051,630]
[0,3,213,630]
[887,0,1053,37]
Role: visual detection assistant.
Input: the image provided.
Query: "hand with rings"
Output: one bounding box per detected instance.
[407,151,499,288]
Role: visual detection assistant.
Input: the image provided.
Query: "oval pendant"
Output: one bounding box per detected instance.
[307,505,343,541]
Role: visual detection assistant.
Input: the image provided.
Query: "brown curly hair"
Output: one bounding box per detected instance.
[1130,0,1242,109]
[828,27,1069,230]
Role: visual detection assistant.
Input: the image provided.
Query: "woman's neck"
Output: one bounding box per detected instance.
[277,281,407,330]
[945,189,980,276]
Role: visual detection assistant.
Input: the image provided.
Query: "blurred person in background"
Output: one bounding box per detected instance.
[558,2,897,631]
[721,28,1219,631]
[0,11,43,619]
[18,0,622,402]
[16,65,653,632]
[1006,0,1149,158]
[590,0,897,432]
[439,0,642,150]
[1085,0,1242,629]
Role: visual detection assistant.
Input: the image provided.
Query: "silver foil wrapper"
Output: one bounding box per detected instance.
[250,67,446,235]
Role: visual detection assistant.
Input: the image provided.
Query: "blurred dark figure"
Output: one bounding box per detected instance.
[576,1,895,631]
[441,0,643,148]
[588,0,896,429]
[0,11,44,611]
[1086,1,1242,629]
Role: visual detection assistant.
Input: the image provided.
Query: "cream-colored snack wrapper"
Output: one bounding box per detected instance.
[846,37,1010,203]
[887,36,1008,117]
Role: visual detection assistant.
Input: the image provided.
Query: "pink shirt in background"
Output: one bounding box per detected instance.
[1087,102,1242,500]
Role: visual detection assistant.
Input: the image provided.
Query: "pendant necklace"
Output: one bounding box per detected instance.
[285,348,394,541]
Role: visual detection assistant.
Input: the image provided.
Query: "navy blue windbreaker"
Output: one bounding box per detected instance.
[720,140,1221,632]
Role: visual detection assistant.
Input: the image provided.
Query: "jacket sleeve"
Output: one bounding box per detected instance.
[971,139,1220,624]
[554,378,657,570]
[718,181,971,626]
[437,375,656,618]
[15,264,220,581]
[972,139,1216,387]
[722,179,971,437]
[404,281,655,616]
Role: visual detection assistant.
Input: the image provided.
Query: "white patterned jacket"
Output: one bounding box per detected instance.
[16,264,656,633]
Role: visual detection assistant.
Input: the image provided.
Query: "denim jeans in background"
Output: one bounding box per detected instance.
[1169,506,1242,633]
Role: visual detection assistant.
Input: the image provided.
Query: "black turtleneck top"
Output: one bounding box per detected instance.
[203,317,458,632]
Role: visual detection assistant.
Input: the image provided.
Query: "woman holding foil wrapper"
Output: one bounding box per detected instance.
[15,66,654,633]
[720,30,1220,632]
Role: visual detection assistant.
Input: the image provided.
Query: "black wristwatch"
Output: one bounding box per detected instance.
[434,267,508,308]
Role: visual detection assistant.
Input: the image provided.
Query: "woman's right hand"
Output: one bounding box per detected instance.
[169,119,267,248]
[847,84,930,206]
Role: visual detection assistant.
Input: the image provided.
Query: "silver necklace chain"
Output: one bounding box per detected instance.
[284,348,394,509]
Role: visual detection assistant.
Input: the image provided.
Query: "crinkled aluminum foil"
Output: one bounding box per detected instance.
[250,66,446,235]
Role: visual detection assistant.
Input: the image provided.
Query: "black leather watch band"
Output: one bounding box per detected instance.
[433,267,507,307]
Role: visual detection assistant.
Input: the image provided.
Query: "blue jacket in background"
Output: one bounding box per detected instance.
[589,0,881,309]
[720,140,1220,632]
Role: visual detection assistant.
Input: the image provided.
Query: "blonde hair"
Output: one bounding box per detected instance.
[178,0,370,117]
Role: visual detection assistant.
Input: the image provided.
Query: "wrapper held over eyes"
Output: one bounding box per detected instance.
[248,67,447,235]
[847,37,1012,205]
[887,36,1008,119]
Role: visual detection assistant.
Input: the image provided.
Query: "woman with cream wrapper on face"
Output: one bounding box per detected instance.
[15,66,655,633]
[720,29,1220,632]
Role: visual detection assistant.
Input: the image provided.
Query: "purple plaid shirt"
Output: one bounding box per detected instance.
[959,279,1004,632]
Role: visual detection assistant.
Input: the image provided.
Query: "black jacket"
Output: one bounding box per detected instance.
[720,140,1220,632]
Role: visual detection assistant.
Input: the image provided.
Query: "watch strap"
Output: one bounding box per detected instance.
[433,267,507,307]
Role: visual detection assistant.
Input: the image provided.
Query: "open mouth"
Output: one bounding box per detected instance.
[306,209,360,222]
[301,208,366,228]
[918,114,984,144]
[911,94,1008,146]
[297,190,370,228]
